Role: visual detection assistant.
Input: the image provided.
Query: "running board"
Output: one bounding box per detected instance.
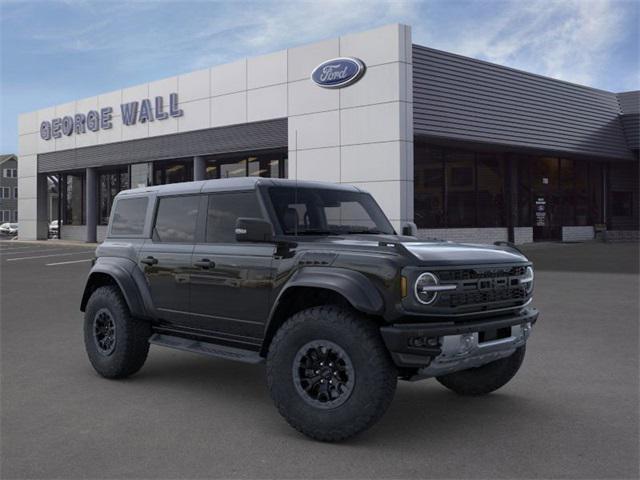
[149,333,264,364]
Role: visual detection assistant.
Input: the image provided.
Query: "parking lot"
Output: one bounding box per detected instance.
[1,240,638,479]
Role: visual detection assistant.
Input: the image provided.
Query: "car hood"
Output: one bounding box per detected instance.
[400,241,528,265]
[298,235,528,266]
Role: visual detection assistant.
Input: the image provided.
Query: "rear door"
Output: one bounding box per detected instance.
[188,190,276,345]
[138,194,201,325]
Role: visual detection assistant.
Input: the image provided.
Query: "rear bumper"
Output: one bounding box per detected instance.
[380,307,538,372]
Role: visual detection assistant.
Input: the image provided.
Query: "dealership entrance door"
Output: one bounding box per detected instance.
[532,157,561,241]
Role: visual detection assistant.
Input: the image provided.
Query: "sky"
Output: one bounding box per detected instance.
[1,0,638,153]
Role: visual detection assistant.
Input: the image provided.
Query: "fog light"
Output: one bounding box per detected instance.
[458,334,474,354]
[408,336,439,348]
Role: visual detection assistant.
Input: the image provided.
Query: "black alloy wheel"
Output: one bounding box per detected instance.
[93,308,117,356]
[292,340,355,409]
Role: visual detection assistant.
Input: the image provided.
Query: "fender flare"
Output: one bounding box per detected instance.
[264,267,384,337]
[80,258,153,319]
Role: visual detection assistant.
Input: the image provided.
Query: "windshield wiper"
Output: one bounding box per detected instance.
[344,228,385,235]
[287,229,341,236]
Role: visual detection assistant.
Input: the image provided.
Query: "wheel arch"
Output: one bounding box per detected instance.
[260,268,385,356]
[80,259,151,319]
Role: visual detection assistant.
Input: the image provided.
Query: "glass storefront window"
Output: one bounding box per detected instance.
[446,151,476,227]
[153,159,193,185]
[98,167,130,225]
[205,151,287,180]
[62,173,85,226]
[414,144,507,229]
[589,162,604,224]
[574,160,589,226]
[415,143,610,234]
[477,154,505,227]
[516,157,532,227]
[220,158,247,178]
[560,158,576,225]
[414,145,444,228]
[608,162,639,230]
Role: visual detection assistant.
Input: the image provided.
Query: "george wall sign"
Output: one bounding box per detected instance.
[40,93,184,140]
[311,57,366,89]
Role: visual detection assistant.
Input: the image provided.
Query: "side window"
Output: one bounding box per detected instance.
[110,197,148,236]
[206,192,262,243]
[154,195,200,243]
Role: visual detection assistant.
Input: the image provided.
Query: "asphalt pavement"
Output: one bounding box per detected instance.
[1,240,638,479]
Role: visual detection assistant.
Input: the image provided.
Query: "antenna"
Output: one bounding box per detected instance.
[294,129,298,237]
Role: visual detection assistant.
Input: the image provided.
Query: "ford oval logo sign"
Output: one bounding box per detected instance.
[311,57,366,89]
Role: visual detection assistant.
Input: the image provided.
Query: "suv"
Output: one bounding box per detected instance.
[81,178,538,441]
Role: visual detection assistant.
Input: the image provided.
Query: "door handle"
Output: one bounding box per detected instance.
[141,256,158,266]
[194,258,215,269]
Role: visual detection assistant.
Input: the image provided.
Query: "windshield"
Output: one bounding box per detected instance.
[268,186,395,236]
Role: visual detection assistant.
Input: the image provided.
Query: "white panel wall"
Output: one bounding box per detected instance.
[417,228,509,244]
[19,23,413,239]
[287,24,413,229]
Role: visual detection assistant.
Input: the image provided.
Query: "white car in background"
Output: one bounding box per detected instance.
[49,220,60,238]
[0,223,18,236]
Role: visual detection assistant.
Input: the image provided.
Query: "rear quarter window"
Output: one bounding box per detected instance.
[110,197,148,236]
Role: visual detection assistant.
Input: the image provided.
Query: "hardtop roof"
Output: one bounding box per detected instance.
[117,177,362,198]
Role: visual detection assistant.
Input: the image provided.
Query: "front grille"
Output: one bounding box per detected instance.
[447,286,527,307]
[434,265,529,310]
[437,266,526,282]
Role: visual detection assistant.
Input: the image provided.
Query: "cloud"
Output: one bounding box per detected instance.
[414,0,637,89]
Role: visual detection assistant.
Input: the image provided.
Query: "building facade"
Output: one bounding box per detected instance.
[17,24,639,243]
[0,154,18,224]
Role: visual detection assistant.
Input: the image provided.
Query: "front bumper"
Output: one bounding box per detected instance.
[380,307,538,377]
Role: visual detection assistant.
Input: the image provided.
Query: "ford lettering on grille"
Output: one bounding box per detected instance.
[435,266,530,309]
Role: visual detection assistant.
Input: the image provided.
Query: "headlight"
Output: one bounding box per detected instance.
[414,272,455,305]
[522,266,534,295]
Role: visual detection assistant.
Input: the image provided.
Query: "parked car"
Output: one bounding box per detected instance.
[49,220,60,238]
[0,223,18,236]
[81,178,538,442]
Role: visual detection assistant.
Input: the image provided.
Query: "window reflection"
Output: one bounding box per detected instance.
[98,167,129,225]
[205,150,287,180]
[62,173,85,226]
[153,159,193,185]
[414,142,611,230]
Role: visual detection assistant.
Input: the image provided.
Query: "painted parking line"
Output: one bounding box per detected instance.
[0,246,53,252]
[0,248,87,256]
[6,251,95,262]
[46,258,94,266]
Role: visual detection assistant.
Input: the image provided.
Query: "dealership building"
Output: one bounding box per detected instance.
[17,24,639,243]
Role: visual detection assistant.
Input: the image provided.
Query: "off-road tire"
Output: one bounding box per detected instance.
[436,345,526,396]
[266,305,397,442]
[84,286,150,379]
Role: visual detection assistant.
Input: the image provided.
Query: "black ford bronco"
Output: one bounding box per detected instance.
[81,177,538,441]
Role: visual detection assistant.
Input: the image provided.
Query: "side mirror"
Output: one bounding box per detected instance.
[402,222,418,236]
[235,217,274,243]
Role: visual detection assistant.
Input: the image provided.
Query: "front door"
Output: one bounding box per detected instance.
[188,191,276,347]
[532,157,561,241]
[138,194,200,325]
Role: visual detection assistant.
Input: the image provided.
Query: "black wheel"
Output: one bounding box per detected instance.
[84,286,151,379]
[436,345,526,396]
[266,305,397,442]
